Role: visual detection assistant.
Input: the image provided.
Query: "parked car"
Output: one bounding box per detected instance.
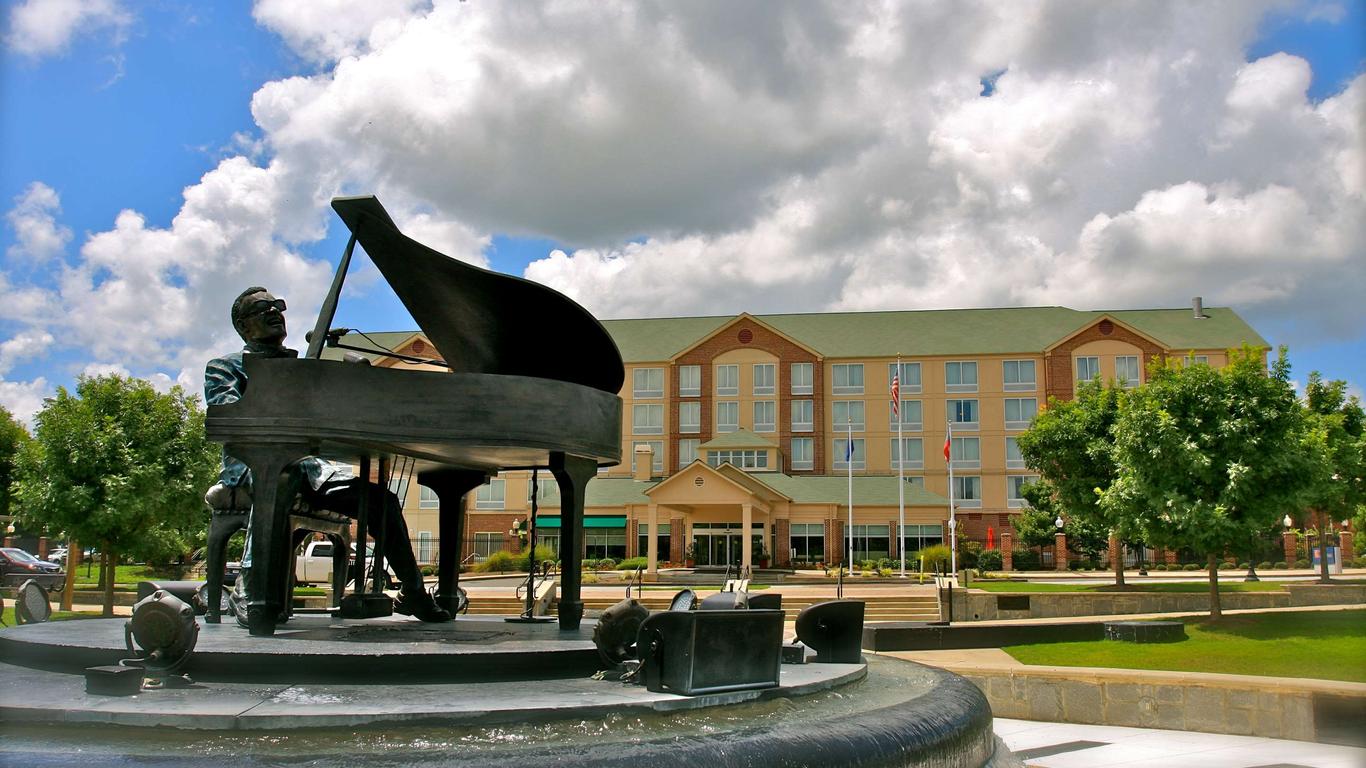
[0,547,66,589]
[223,542,395,588]
[46,546,68,564]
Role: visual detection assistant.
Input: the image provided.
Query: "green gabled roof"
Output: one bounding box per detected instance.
[700,428,778,450]
[746,473,947,506]
[548,477,656,507]
[599,306,1266,362]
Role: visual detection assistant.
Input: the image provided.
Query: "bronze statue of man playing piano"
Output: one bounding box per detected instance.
[205,286,452,624]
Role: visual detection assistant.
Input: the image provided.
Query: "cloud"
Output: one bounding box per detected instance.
[5,0,131,58]
[5,182,72,262]
[0,329,53,376]
[252,0,430,64]
[0,376,49,426]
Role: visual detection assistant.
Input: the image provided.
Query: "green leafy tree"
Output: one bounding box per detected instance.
[1301,372,1366,582]
[15,375,217,616]
[1015,379,1131,583]
[0,405,29,520]
[1102,346,1319,617]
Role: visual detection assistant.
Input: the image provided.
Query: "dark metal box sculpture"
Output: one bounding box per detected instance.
[638,609,783,695]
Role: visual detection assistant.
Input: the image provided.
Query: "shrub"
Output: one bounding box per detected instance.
[1256,562,1272,570]
[596,558,618,571]
[1153,564,1167,571]
[1182,563,1200,571]
[617,556,648,571]
[475,550,518,573]
[1237,562,1250,569]
[1217,561,1235,570]
[1273,561,1289,570]
[1294,559,1310,569]
[916,544,952,572]
[1011,547,1041,571]
[960,541,983,569]
[419,564,436,577]
[581,558,599,571]
[977,550,1003,571]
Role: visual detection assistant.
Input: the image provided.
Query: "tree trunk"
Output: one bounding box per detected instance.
[1114,541,1126,588]
[101,546,114,618]
[1207,553,1221,619]
[60,538,78,612]
[1318,510,1332,584]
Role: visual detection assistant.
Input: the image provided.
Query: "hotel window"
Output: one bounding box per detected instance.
[716,401,739,433]
[631,441,664,474]
[753,363,775,395]
[709,450,769,469]
[791,362,814,395]
[678,365,701,397]
[584,527,627,561]
[1003,398,1037,430]
[753,400,776,433]
[890,399,922,431]
[945,361,978,393]
[905,475,925,488]
[1116,356,1140,388]
[832,400,865,431]
[1076,356,1100,383]
[475,479,505,510]
[1005,437,1026,469]
[678,438,700,468]
[891,437,924,470]
[632,403,664,434]
[526,478,557,502]
[632,367,663,399]
[852,524,891,562]
[1007,475,1038,508]
[473,532,502,560]
[950,437,980,469]
[789,438,813,470]
[953,476,982,507]
[947,398,979,430]
[790,523,825,564]
[898,524,943,557]
[833,438,866,470]
[419,485,440,509]
[1192,355,1209,366]
[1003,360,1036,392]
[716,364,739,396]
[791,400,814,432]
[417,531,434,563]
[832,363,864,395]
[637,523,671,562]
[888,361,922,394]
[679,402,701,434]
[388,477,410,505]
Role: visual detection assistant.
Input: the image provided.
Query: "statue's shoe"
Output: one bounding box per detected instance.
[395,590,453,623]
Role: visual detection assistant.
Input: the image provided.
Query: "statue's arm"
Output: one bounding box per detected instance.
[204,356,246,407]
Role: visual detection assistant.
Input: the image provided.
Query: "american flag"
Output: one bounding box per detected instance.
[890,370,900,418]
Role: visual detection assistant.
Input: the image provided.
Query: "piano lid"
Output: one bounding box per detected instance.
[330,196,625,395]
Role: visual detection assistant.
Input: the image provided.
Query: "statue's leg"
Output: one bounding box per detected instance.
[551,452,597,631]
[229,443,308,636]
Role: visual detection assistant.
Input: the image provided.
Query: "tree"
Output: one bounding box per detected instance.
[1102,346,1319,617]
[1016,379,1131,584]
[14,375,218,616]
[1301,372,1366,583]
[0,405,29,520]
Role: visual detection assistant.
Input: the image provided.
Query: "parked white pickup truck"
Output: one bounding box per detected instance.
[294,540,395,588]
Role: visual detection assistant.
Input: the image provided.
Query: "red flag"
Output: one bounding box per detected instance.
[943,432,951,461]
[890,372,900,417]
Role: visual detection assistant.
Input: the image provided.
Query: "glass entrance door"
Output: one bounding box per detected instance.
[693,530,741,566]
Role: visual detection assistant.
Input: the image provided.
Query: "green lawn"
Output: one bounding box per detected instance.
[1,606,103,625]
[73,563,170,589]
[1004,610,1366,682]
[973,580,1287,593]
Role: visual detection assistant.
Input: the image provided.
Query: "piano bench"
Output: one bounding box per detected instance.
[201,486,354,624]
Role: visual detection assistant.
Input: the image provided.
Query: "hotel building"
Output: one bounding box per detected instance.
[335,300,1265,572]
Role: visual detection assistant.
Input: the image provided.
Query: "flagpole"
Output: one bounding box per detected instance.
[895,357,905,579]
[847,419,854,575]
[947,415,957,576]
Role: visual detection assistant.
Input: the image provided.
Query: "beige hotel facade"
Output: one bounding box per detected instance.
[334,301,1266,572]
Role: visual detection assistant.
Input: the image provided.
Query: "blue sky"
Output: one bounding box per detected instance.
[1,1,1362,419]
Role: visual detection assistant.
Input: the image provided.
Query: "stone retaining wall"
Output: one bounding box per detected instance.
[947,583,1366,621]
[952,664,1364,744]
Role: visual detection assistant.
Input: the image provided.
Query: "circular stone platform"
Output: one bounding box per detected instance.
[0,616,1017,767]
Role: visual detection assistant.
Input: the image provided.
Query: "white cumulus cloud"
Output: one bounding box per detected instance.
[5,182,72,261]
[5,0,130,58]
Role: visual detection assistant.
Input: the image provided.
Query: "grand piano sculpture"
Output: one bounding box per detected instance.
[205,196,624,636]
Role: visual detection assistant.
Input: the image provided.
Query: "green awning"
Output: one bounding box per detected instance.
[535,516,627,530]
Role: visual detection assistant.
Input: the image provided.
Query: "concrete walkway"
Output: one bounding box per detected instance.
[994,718,1365,767]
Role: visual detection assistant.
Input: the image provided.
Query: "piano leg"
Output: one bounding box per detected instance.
[550,452,596,632]
[420,469,487,616]
[230,442,309,637]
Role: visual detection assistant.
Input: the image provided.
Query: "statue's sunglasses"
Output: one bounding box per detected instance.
[243,298,287,317]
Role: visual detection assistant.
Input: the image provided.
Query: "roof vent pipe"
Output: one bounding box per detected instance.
[1192,296,1205,319]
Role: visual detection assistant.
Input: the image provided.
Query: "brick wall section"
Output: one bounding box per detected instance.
[671,317,823,473]
[627,518,639,559]
[1044,320,1164,402]
[775,518,791,567]
[467,512,522,553]
[671,516,685,563]
[826,518,845,565]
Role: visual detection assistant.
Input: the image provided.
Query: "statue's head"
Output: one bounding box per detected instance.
[231,286,287,347]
